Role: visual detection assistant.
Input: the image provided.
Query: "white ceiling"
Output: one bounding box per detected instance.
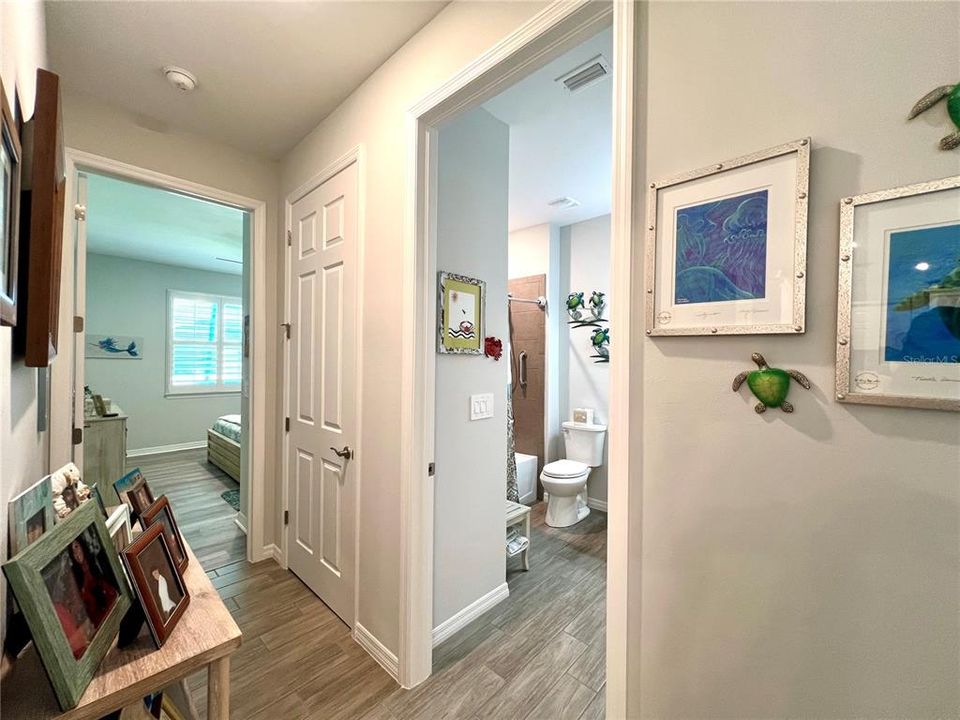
[85,172,246,275]
[483,27,612,232]
[45,1,449,159]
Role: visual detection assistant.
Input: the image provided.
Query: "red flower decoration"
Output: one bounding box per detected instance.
[484,336,503,361]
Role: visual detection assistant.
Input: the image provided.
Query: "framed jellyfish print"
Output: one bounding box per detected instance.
[645,138,810,336]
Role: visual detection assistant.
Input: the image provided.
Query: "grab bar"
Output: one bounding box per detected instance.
[518,350,528,395]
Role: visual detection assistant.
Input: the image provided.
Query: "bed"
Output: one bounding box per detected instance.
[207,414,241,481]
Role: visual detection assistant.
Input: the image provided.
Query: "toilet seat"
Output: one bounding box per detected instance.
[542,459,588,478]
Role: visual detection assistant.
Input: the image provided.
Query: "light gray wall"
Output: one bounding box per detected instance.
[632,2,960,718]
[559,214,610,504]
[0,0,48,649]
[433,107,510,627]
[85,254,241,452]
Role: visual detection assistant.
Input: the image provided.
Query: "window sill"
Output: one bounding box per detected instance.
[165,391,241,399]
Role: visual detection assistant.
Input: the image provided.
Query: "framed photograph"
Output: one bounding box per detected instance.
[140,496,188,574]
[835,175,960,411]
[121,523,190,648]
[8,476,54,556]
[114,468,154,520]
[106,504,132,553]
[2,502,132,710]
[91,393,107,417]
[1,75,22,327]
[89,484,108,519]
[49,462,91,520]
[438,271,486,354]
[17,68,65,367]
[645,138,810,336]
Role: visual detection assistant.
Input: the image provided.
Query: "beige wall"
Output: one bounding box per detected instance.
[0,0,48,645]
[59,91,283,548]
[633,2,960,717]
[282,1,548,652]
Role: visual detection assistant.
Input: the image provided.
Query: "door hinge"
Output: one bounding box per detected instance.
[428,462,435,477]
[287,229,292,246]
[74,204,86,221]
[73,316,84,333]
[284,510,289,525]
[285,417,290,432]
[72,426,83,445]
[280,322,291,339]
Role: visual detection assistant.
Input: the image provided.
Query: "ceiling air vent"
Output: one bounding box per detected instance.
[548,196,580,210]
[556,55,610,93]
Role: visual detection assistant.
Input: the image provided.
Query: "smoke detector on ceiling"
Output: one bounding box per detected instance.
[162,66,198,93]
[548,196,581,210]
[555,55,610,93]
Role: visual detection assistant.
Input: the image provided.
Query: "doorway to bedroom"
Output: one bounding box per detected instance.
[78,169,252,569]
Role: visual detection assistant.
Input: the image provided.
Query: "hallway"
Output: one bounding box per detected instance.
[142,450,605,719]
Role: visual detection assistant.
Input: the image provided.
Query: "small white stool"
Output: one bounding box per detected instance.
[505,500,531,571]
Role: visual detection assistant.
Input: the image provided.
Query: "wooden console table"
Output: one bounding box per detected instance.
[1,539,240,719]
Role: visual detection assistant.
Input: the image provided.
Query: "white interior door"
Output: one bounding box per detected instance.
[286,161,358,626]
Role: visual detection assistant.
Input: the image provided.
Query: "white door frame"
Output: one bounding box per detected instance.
[50,148,271,564]
[280,145,366,628]
[399,2,639,717]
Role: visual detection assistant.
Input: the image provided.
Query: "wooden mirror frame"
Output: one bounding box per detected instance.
[0,76,22,326]
[17,68,65,367]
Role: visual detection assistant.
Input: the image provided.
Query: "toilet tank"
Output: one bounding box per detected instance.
[561,421,607,467]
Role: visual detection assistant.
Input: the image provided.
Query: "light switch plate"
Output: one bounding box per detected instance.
[470,393,494,420]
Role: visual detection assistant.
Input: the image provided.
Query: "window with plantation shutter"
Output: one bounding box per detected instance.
[166,290,242,395]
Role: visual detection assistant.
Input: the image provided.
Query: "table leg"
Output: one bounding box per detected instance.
[523,513,531,571]
[207,656,230,720]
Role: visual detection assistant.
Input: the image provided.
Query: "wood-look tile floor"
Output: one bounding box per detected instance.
[136,450,606,719]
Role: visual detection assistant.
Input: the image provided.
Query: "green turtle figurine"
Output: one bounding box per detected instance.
[732,352,811,414]
[908,82,960,150]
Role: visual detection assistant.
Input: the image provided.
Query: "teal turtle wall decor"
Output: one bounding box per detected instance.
[908,83,960,150]
[732,352,810,414]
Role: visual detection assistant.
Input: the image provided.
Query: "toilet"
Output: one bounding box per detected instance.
[540,421,607,527]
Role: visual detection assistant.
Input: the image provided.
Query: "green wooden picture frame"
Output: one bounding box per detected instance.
[2,501,133,710]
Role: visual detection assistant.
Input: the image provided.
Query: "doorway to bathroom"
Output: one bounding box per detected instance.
[420,19,615,716]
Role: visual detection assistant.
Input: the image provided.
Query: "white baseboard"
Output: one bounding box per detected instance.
[587,497,607,512]
[126,440,206,458]
[254,543,283,565]
[432,582,509,647]
[354,622,399,680]
[234,512,248,535]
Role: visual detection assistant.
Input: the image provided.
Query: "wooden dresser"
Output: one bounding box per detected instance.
[83,405,128,503]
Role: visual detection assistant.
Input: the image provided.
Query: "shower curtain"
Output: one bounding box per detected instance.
[506,387,519,503]
[506,306,520,503]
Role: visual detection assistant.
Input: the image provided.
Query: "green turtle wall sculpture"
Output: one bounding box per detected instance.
[732,352,811,414]
[908,83,960,150]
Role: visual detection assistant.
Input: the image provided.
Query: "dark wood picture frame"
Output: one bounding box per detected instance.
[1,502,133,710]
[17,68,65,366]
[1,76,22,326]
[121,523,190,648]
[126,477,155,521]
[140,495,188,575]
